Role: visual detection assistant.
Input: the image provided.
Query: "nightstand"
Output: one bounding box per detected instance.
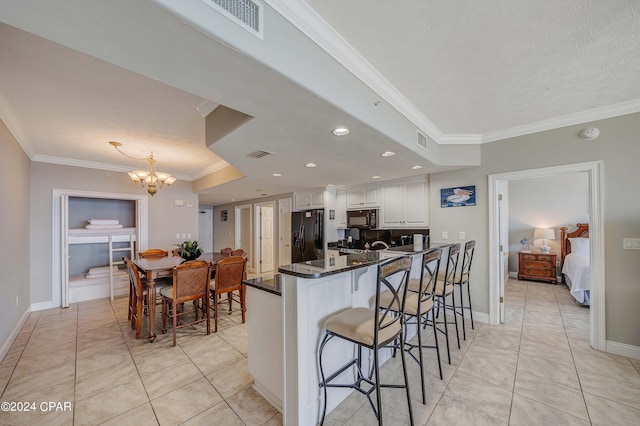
[518,252,557,284]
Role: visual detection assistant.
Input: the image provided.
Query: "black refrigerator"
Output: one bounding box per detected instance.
[292,209,324,263]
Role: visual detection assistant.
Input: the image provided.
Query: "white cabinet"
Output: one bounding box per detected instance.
[346,186,379,209]
[336,190,347,228]
[380,178,429,228]
[294,191,324,210]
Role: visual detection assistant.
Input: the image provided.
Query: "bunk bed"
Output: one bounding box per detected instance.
[68,226,136,302]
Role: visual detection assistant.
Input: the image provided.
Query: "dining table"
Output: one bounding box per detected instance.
[132,252,234,342]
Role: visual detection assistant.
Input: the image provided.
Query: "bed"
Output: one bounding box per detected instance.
[560,223,590,305]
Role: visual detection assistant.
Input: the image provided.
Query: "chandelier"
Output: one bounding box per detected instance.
[109,141,176,196]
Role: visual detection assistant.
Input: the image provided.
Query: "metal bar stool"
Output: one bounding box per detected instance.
[431,243,461,364]
[318,256,415,425]
[455,240,476,340]
[387,248,443,404]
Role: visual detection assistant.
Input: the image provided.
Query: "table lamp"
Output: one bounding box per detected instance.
[534,228,555,253]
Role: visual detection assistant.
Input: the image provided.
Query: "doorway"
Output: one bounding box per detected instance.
[198,207,213,253]
[278,197,292,266]
[235,204,252,271]
[489,161,605,351]
[254,201,275,274]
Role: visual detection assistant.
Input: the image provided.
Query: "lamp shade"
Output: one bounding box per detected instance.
[534,228,555,240]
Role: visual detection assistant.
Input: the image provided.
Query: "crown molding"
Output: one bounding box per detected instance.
[266,1,640,146]
[265,0,445,144]
[481,99,640,143]
[31,155,193,181]
[0,93,35,159]
[191,160,231,180]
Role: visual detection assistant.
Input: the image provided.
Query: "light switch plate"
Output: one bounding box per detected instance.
[441,231,448,240]
[174,199,184,206]
[623,238,640,250]
[459,231,466,240]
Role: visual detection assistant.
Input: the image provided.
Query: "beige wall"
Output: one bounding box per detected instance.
[429,112,640,346]
[0,121,31,347]
[29,162,198,305]
[508,173,589,272]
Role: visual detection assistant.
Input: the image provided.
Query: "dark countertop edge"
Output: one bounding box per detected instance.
[243,275,282,296]
[278,243,455,279]
[277,259,382,279]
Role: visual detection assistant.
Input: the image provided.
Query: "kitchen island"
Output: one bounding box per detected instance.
[244,244,449,425]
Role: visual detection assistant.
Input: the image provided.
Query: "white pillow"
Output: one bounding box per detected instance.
[569,238,589,254]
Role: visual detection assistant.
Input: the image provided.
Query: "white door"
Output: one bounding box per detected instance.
[198,208,213,253]
[279,198,292,266]
[260,205,274,273]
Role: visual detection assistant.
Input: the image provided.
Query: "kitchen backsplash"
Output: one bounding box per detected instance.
[342,228,429,249]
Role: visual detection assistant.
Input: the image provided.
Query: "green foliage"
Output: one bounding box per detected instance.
[175,240,204,260]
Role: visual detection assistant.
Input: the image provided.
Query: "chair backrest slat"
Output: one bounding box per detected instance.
[373,256,412,346]
[172,260,212,301]
[214,256,246,292]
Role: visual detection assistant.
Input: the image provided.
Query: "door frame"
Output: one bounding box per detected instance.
[254,200,275,274]
[488,160,605,351]
[234,204,252,272]
[51,189,148,309]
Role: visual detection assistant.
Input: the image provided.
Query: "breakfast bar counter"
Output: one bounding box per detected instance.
[244,244,450,425]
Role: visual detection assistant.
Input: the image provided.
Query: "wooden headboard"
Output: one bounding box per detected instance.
[559,223,589,266]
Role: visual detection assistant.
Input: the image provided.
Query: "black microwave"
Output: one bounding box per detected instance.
[347,209,378,229]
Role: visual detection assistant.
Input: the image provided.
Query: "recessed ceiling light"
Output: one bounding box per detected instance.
[272,173,282,177]
[371,175,381,179]
[327,184,334,187]
[411,165,423,170]
[332,127,350,136]
[381,151,395,157]
[305,163,317,168]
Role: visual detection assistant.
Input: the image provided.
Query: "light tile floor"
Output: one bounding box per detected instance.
[1,279,639,425]
[324,279,640,425]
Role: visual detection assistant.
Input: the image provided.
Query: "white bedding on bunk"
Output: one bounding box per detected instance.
[69,270,128,287]
[562,252,590,304]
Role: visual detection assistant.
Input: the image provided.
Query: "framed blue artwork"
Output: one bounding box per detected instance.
[440,185,476,207]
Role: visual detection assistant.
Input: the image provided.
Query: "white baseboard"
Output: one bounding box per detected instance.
[508,272,518,278]
[0,307,31,362]
[252,382,283,413]
[30,300,59,311]
[606,340,640,360]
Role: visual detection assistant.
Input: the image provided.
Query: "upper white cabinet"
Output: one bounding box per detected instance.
[380,178,429,228]
[346,186,379,209]
[336,189,347,228]
[294,191,325,211]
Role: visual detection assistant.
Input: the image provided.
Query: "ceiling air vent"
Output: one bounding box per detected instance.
[201,0,264,39]
[247,149,272,158]
[417,130,431,151]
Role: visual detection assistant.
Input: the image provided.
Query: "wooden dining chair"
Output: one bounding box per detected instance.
[220,247,232,256]
[160,260,213,346]
[140,248,172,278]
[124,258,146,339]
[210,255,247,332]
[139,248,168,258]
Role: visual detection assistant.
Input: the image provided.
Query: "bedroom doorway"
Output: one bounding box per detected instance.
[489,161,605,351]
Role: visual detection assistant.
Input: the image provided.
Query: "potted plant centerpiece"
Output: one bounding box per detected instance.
[175,240,204,261]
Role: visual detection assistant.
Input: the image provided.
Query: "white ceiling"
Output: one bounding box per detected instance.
[1,0,639,205]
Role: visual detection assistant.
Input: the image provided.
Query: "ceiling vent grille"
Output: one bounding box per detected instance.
[247,149,272,158]
[201,0,264,39]
[417,131,431,151]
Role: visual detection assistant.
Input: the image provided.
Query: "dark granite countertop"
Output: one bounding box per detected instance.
[243,274,282,296]
[278,243,452,279]
[386,242,452,254]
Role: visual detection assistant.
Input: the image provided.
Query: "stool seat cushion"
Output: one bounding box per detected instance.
[324,307,400,347]
[374,291,434,316]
